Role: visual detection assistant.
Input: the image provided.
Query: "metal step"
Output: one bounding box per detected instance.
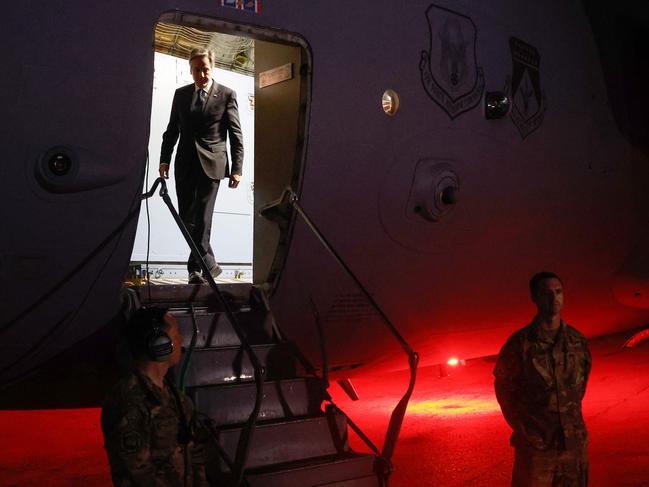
[315,475,383,487]
[210,411,349,472]
[212,453,381,487]
[247,453,380,487]
[174,343,296,387]
[171,308,273,347]
[190,377,327,426]
[134,282,254,308]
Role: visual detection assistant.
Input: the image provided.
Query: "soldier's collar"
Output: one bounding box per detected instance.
[133,369,172,405]
[530,319,565,342]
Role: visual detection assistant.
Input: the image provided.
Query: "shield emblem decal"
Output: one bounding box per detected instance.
[420,4,485,119]
[509,37,545,138]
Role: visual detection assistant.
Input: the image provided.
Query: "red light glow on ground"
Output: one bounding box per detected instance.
[1,332,648,486]
[407,396,500,416]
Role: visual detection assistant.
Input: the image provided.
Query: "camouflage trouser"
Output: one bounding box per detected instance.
[512,445,588,487]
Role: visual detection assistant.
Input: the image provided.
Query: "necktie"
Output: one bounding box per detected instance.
[194,89,205,111]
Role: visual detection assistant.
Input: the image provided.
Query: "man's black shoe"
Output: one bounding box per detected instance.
[188,271,206,285]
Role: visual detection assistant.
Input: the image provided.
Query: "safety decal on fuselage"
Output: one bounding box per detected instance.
[221,0,261,13]
[420,4,485,120]
[508,37,545,139]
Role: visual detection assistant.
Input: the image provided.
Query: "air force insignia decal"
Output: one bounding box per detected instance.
[509,37,545,139]
[420,4,485,119]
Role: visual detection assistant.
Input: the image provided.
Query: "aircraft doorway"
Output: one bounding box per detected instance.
[130,17,309,287]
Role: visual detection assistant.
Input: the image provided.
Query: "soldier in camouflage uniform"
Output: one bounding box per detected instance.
[494,272,591,486]
[101,307,208,486]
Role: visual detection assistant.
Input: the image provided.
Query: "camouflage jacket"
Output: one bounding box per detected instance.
[101,371,208,486]
[494,320,591,451]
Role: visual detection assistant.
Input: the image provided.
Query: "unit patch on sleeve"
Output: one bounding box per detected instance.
[420,4,485,120]
[509,37,545,139]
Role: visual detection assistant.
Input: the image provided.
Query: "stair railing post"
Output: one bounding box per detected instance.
[279,187,419,472]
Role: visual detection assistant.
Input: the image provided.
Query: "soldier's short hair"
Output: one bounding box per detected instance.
[189,48,214,66]
[125,306,171,359]
[529,271,563,297]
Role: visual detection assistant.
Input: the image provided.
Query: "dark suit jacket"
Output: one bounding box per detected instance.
[160,82,244,180]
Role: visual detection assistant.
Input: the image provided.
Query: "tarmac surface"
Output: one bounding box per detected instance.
[333,331,649,486]
[0,331,647,486]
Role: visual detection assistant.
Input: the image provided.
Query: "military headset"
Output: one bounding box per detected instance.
[131,306,174,362]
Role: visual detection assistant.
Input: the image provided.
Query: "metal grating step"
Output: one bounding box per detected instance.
[133,282,254,308]
[172,308,274,347]
[174,343,296,387]
[190,377,327,426]
[209,411,349,473]
[240,453,381,487]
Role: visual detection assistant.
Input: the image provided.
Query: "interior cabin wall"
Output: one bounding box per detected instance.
[253,41,305,285]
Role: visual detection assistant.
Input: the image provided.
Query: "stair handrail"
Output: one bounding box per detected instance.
[143,177,264,486]
[279,187,420,466]
[178,304,199,393]
[307,301,386,461]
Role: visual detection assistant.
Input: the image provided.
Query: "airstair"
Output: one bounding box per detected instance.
[135,179,418,486]
[133,283,384,486]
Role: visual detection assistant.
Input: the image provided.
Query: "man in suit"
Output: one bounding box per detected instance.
[159,48,244,284]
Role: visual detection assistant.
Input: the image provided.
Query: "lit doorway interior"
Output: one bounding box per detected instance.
[130,16,309,288]
[131,24,256,283]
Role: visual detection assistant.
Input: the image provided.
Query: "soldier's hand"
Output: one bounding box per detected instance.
[228,174,241,189]
[159,163,169,179]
